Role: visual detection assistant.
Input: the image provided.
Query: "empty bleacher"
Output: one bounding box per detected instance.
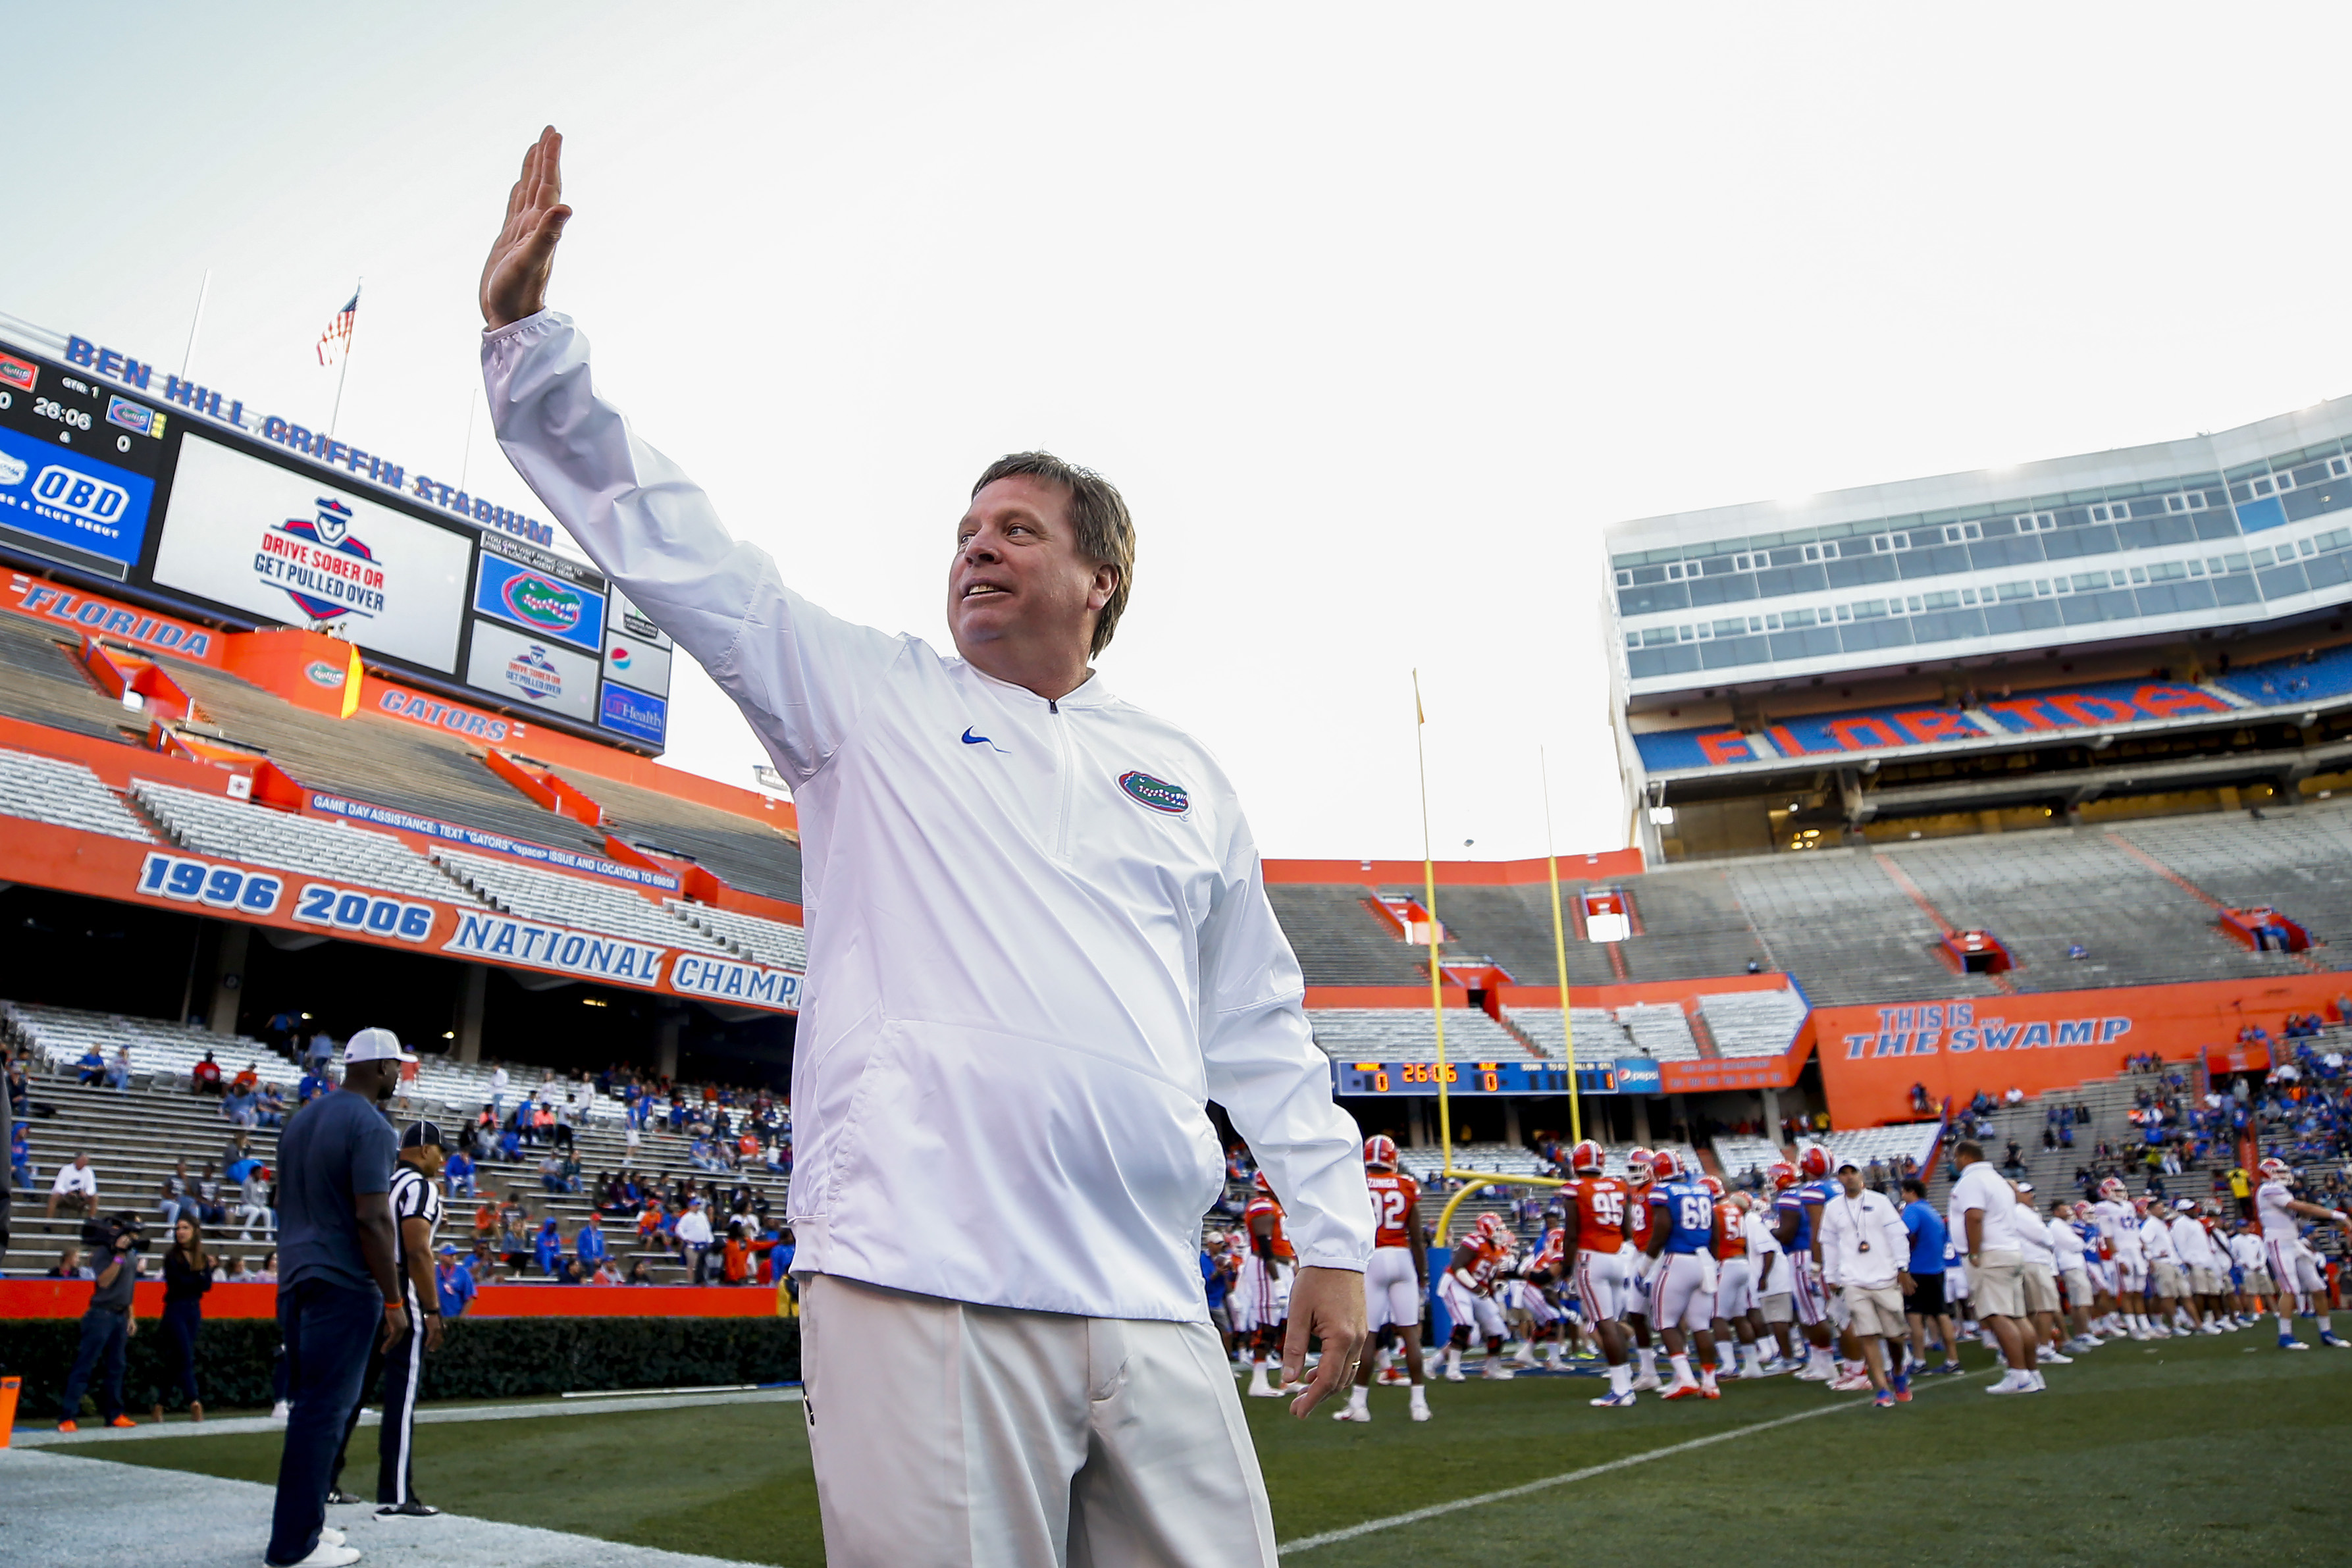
[1819,1122,1941,1173]
[1719,850,2000,1007]
[549,765,803,906]
[666,901,808,971]
[134,779,468,904]
[1396,885,1619,987]
[165,661,615,859]
[1710,1134,1783,1182]
[0,747,155,842]
[1617,1002,1701,1062]
[1609,868,1777,982]
[1265,886,1432,985]
[1505,1006,1634,1060]
[436,849,732,955]
[7,1002,274,1085]
[0,611,151,746]
[1698,989,1806,1057]
[1890,831,2289,989]
[2112,810,2352,972]
[1306,1007,1536,1061]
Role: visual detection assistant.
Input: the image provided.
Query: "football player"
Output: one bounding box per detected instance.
[2253,1157,2352,1349]
[1621,1147,1663,1390]
[1338,1136,1429,1422]
[1642,1148,1721,1399]
[1236,1172,1294,1396]
[1435,1215,1514,1380]
[2092,1178,2151,1338]
[1559,1140,1640,1406]
[1771,1147,1838,1380]
[1708,1182,1769,1380]
[1747,1164,1798,1370]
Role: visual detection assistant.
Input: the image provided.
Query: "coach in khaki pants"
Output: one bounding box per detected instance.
[1948,1142,2041,1394]
[477,129,1373,1567]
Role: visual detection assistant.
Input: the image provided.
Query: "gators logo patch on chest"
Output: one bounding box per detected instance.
[1118,770,1190,817]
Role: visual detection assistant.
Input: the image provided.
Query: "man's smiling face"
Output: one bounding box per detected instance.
[947,475,1117,677]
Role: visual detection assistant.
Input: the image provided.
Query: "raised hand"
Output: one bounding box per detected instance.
[482,126,572,329]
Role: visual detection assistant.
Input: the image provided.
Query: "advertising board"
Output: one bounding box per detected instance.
[463,619,602,725]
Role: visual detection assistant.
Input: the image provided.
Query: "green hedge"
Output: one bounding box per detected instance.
[0,1315,800,1420]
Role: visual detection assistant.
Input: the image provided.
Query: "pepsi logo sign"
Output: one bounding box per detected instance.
[34,465,128,525]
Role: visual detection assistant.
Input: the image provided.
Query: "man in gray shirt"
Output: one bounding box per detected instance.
[265,1028,410,1568]
[55,1215,140,1430]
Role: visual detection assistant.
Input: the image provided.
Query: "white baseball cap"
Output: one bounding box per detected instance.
[344,1028,417,1064]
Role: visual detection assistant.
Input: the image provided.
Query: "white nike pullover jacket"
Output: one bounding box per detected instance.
[484,312,1372,1321]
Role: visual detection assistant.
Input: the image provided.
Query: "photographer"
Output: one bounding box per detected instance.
[55,1213,142,1431]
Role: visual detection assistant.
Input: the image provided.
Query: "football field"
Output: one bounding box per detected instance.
[43,1331,2352,1565]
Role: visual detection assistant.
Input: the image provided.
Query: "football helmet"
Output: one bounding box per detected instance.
[1700,1174,1725,1198]
[2099,1176,2128,1203]
[1626,1147,1656,1184]
[1650,1147,1682,1181]
[1568,1137,1607,1175]
[1251,1170,1273,1195]
[1767,1160,1800,1192]
[1798,1145,1832,1180]
[1363,1134,1399,1170]
[2259,1156,2292,1182]
[2131,1196,2151,1216]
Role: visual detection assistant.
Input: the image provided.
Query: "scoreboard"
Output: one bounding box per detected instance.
[1332,1060,1627,1097]
[0,330,673,754]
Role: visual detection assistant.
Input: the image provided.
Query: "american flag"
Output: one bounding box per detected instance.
[316,288,359,367]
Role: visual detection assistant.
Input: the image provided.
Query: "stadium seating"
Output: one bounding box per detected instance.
[0,609,151,747]
[134,779,467,904]
[1617,1003,1701,1062]
[1889,832,2291,989]
[2217,643,2352,708]
[1263,886,1430,985]
[1819,1122,1941,1172]
[1698,989,1807,1057]
[1396,885,1620,987]
[1710,1134,1783,1183]
[2110,812,2352,972]
[436,848,735,955]
[666,901,810,971]
[0,747,156,842]
[1717,852,1996,1007]
[1306,1008,1537,1062]
[1604,870,1776,982]
[165,661,616,859]
[548,764,804,906]
[1503,1006,1635,1060]
[7,1002,274,1085]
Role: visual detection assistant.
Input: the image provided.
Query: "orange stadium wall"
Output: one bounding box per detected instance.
[1814,974,2352,1126]
[1264,849,1645,885]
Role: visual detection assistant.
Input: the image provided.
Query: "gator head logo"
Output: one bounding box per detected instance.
[502,573,585,635]
[1118,770,1189,817]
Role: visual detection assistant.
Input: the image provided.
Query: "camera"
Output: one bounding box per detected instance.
[81,1212,147,1253]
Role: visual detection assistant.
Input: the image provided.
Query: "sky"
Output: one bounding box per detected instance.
[10,5,2352,862]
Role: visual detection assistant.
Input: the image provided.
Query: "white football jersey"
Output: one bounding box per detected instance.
[2095,1200,2142,1255]
[2257,1180,2300,1240]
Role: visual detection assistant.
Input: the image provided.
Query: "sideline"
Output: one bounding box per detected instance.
[1277,1369,1985,1554]
[16,1384,804,1449]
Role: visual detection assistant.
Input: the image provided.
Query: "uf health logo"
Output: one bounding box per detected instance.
[1842,1001,2131,1059]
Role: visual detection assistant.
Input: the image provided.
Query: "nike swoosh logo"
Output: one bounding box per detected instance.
[962,728,992,746]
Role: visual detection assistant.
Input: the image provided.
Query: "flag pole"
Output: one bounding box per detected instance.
[1542,746,1582,1145]
[1413,670,1451,1170]
[328,277,361,439]
[178,270,211,382]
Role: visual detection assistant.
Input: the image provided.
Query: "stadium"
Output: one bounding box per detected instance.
[3,269,2349,1565]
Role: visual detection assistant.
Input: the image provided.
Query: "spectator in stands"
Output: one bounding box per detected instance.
[625,1259,654,1284]
[302,1028,334,1076]
[252,1250,277,1282]
[190,1162,227,1226]
[226,1257,253,1282]
[296,1068,327,1108]
[191,1050,223,1097]
[7,1057,46,1119]
[157,1158,194,1231]
[47,1151,98,1218]
[534,1215,563,1277]
[688,1134,726,1174]
[577,1213,610,1276]
[157,1216,217,1423]
[237,1168,273,1241]
[445,1144,476,1199]
[47,1245,91,1279]
[537,1151,566,1195]
[223,1080,260,1128]
[76,1045,105,1086]
[107,1045,132,1095]
[256,1082,288,1126]
[233,1060,261,1097]
[675,1196,714,1284]
[10,1118,32,1193]
[434,1245,477,1319]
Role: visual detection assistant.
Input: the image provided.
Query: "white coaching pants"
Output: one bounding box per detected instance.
[800,1272,1279,1568]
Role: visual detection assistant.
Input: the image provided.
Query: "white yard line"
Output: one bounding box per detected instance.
[12,1385,802,1448]
[1278,1370,1986,1554]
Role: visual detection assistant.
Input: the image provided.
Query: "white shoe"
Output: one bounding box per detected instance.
[2039,1350,2072,1365]
[1332,1403,1370,1423]
[271,1401,292,1421]
[1409,1401,1431,1421]
[1442,1369,1467,1383]
[282,1544,360,1567]
[1827,1372,1873,1392]
[1629,1372,1661,1392]
[320,1531,346,1548]
[1245,1380,1286,1398]
[2027,1371,2047,1392]
[1985,1372,2026,1395]
[1482,1364,1515,1380]
[1792,1365,1832,1382]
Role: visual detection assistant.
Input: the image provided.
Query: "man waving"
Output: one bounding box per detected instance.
[477,127,1371,1568]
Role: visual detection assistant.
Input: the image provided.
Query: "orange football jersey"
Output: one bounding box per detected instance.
[1713,1199,1747,1260]
[1567,1175,1632,1253]
[1366,1170,1421,1251]
[1245,1192,1294,1261]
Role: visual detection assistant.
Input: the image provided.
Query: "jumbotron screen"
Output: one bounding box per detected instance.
[0,332,671,752]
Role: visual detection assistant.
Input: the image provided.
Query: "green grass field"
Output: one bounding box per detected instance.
[65,1332,2352,1565]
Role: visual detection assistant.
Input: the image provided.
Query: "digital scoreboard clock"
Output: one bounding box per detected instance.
[1330,1060,1623,1097]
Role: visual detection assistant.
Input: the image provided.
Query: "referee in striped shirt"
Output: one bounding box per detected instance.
[375,1121,447,1517]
